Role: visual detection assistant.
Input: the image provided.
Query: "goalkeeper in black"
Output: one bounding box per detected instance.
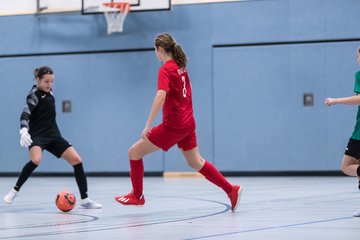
[3,66,102,209]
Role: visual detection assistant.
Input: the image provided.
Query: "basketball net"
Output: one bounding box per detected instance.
[101,2,131,34]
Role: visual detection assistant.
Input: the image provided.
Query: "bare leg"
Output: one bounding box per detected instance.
[61,147,102,208]
[61,147,87,199]
[180,146,205,171]
[15,146,43,190]
[341,155,360,177]
[128,138,160,198]
[61,146,82,166]
[128,138,160,160]
[3,147,42,203]
[343,155,360,217]
[181,147,231,193]
[181,147,242,212]
[115,138,160,205]
[29,146,43,165]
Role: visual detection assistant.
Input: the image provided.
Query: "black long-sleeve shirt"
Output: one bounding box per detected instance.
[20,85,61,138]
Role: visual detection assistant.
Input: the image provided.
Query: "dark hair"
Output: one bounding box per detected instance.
[155,33,187,69]
[33,66,53,79]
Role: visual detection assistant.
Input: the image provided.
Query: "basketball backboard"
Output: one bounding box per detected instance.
[82,0,171,14]
[0,0,82,16]
[0,0,170,16]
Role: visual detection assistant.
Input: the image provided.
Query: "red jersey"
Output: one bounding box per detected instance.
[157,60,195,130]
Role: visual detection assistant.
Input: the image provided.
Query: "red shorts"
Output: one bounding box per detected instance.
[147,123,197,152]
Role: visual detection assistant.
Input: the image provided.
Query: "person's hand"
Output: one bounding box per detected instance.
[19,128,33,148]
[141,126,151,140]
[324,98,336,106]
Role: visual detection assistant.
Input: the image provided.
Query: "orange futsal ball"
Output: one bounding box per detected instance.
[55,191,76,212]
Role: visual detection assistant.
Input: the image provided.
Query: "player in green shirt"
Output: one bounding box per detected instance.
[325,48,360,217]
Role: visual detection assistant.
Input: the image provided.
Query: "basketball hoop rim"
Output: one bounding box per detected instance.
[101,2,131,12]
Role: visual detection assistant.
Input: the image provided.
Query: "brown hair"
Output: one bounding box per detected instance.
[155,33,187,69]
[33,66,53,79]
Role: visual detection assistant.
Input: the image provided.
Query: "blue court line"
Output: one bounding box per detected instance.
[184,216,354,240]
[0,197,230,239]
[0,212,98,230]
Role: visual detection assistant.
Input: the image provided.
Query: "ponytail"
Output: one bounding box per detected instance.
[155,33,187,68]
[172,44,187,69]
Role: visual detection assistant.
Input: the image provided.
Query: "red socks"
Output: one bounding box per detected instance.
[130,159,144,198]
[199,161,232,194]
[130,159,231,197]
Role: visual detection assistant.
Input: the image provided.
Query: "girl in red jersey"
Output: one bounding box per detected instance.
[115,33,243,212]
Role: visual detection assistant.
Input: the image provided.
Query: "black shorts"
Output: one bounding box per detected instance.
[29,136,72,158]
[344,138,360,159]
